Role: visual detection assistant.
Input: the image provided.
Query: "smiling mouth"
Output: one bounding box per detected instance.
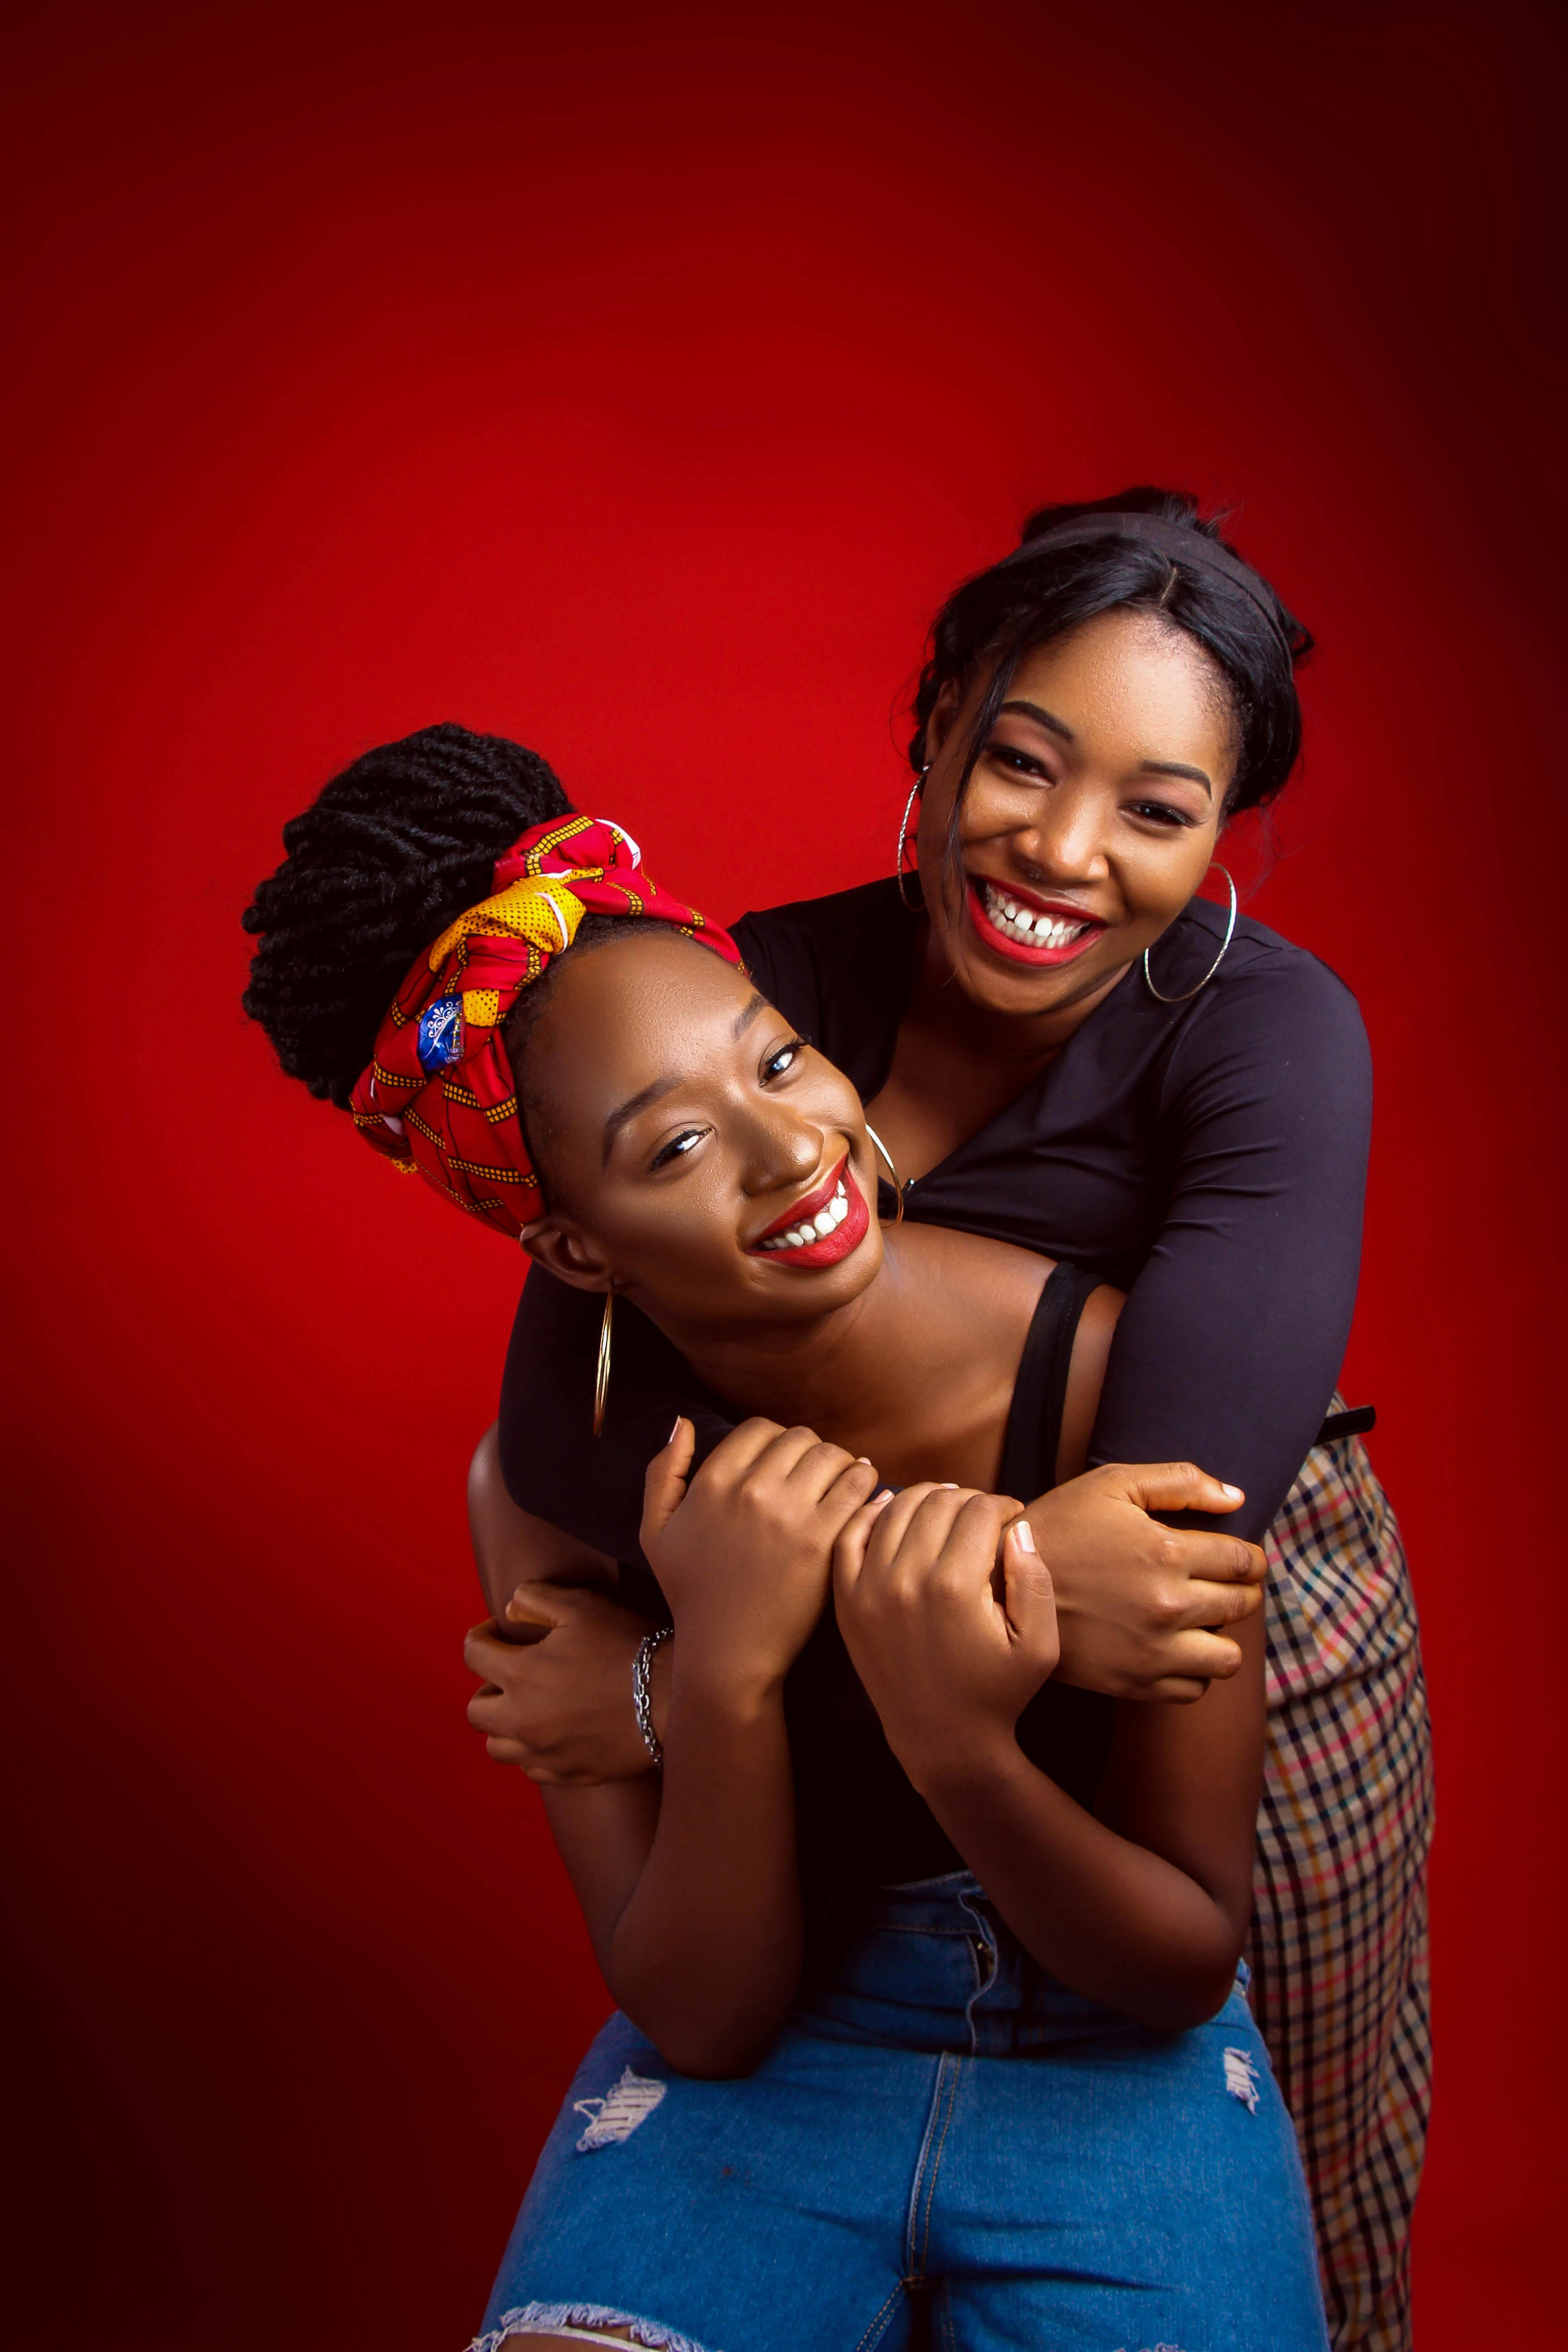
[747,1153,870,1269]
[967,877,1106,966]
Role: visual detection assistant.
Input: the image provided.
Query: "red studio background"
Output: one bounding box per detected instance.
[5,3,1564,2344]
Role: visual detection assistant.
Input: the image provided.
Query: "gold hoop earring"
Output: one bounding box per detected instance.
[895,768,930,912]
[593,1287,615,1437]
[863,1125,905,1225]
[1143,866,1238,1004]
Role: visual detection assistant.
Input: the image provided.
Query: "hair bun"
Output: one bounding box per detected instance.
[1018,486,1206,547]
[242,723,574,1108]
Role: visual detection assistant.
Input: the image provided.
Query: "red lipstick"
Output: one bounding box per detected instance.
[746,1153,870,1271]
[965,876,1106,969]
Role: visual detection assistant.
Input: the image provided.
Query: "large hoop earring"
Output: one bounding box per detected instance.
[895,768,930,912]
[1143,866,1238,1004]
[593,1287,615,1438]
[863,1125,905,1225]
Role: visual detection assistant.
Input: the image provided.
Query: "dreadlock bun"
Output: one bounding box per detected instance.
[242,722,573,1108]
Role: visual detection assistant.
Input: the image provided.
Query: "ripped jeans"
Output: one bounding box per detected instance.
[474,1872,1328,2352]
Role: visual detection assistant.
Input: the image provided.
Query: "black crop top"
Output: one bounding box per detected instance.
[500,876,1373,1555]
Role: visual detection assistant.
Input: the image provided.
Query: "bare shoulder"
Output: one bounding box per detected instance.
[887,1220,1054,1330]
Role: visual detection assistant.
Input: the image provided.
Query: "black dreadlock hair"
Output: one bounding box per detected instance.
[241,722,573,1110]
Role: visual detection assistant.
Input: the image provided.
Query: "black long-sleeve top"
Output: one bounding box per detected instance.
[498,877,1372,1556]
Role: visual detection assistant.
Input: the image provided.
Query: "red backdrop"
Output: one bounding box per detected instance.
[7,4,1565,2343]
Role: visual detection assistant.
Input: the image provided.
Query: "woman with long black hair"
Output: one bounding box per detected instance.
[470,493,1430,2352]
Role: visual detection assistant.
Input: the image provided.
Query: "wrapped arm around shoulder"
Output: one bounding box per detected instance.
[493,1277,1273,1727]
[498,1266,735,1563]
[1090,956,1372,1542]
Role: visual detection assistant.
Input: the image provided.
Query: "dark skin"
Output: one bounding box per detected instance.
[467,609,1262,1781]
[867,606,1232,1180]
[475,931,1264,2098]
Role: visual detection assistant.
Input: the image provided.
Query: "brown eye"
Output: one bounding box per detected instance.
[761,1038,806,1083]
[650,1128,706,1171]
[991,745,1048,780]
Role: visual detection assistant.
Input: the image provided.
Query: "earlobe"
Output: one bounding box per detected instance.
[518,1218,615,1294]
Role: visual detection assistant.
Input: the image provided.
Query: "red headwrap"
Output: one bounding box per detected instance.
[349,813,742,1236]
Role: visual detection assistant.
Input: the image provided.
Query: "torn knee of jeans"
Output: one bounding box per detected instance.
[1223,2045,1261,2113]
[471,2303,713,2352]
[572,2067,667,2151]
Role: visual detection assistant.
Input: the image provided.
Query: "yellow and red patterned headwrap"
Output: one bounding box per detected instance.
[349,813,742,1236]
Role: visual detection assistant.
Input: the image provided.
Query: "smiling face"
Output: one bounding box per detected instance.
[514,929,885,1336]
[916,609,1236,1021]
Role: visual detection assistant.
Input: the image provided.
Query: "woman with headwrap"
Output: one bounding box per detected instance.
[245,783,1328,2351]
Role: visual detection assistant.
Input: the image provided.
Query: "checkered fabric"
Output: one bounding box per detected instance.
[1250,1405,1432,2352]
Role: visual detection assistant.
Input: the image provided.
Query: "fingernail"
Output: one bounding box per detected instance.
[870,1489,894,1513]
[856,1456,872,1465]
[939,1481,959,1490]
[669,1416,684,1444]
[1220,1482,1243,1500]
[1011,1519,1037,1553]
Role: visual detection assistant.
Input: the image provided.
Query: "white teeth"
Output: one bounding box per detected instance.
[981,882,1087,951]
[760,1178,851,1253]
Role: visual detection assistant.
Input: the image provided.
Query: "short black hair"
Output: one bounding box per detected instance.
[241,723,573,1108]
[911,486,1312,818]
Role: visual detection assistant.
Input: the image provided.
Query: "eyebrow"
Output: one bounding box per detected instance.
[601,993,770,1166]
[998,699,1212,796]
[1140,759,1213,794]
[602,1074,681,1165]
[1000,697,1074,742]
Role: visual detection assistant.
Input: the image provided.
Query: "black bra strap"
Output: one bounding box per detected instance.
[999,1262,1102,1501]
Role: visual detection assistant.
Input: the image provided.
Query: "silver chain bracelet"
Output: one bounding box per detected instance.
[632,1627,671,1770]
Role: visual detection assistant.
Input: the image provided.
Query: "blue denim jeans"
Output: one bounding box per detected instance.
[475,1873,1328,2352]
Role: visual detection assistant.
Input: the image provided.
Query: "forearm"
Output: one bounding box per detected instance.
[604,1666,803,2076]
[913,1739,1245,2029]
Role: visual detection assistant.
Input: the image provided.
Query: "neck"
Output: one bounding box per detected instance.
[637,1234,936,1451]
[910,913,1136,1064]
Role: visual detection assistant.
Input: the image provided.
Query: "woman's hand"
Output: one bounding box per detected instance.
[1026,1463,1267,1703]
[640,1416,881,1697]
[463,1584,665,1785]
[833,1485,1058,1791]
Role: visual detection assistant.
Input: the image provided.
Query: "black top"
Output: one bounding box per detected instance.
[616,1261,1110,1904]
[500,876,1372,1552]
